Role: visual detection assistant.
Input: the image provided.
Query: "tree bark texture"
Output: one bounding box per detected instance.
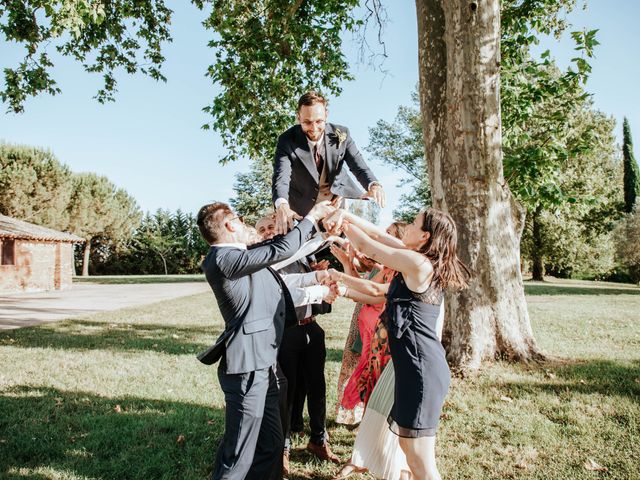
[415,0,543,369]
[82,239,91,277]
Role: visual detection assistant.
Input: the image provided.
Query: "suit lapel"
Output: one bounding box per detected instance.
[324,123,339,180]
[294,125,320,183]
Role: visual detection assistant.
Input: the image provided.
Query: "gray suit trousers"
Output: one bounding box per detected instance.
[211,363,283,480]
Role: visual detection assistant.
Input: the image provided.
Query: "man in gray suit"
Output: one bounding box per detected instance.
[196,200,334,480]
[272,91,386,235]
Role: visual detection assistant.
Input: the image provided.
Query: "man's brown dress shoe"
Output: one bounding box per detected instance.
[306,441,340,464]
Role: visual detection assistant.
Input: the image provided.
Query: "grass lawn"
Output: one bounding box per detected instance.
[74,275,206,285]
[1,279,638,479]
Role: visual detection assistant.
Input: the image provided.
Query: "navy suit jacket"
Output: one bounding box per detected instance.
[198,218,315,373]
[272,123,378,216]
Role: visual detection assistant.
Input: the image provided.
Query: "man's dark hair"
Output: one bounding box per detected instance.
[297,91,327,111]
[196,202,233,244]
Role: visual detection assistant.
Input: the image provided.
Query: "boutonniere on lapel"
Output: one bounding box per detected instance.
[334,128,347,149]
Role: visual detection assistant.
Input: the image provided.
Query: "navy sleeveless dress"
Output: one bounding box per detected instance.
[382,273,450,437]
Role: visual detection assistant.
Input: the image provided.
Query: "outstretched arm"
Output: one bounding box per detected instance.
[344,223,432,291]
[272,136,292,205]
[287,285,333,307]
[219,219,315,280]
[327,268,390,296]
[273,136,302,234]
[339,285,386,305]
[219,202,334,280]
[325,209,404,249]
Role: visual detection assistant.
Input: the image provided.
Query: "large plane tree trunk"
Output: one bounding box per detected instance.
[415,0,543,370]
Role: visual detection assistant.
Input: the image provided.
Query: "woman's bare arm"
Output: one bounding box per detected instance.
[341,287,386,305]
[344,223,432,292]
[329,268,390,296]
[324,209,405,248]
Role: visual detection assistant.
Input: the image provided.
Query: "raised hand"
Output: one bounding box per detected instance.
[275,203,303,235]
[323,209,348,235]
[315,269,331,284]
[322,284,339,304]
[308,200,336,223]
[322,234,348,247]
[310,259,330,271]
[363,183,386,208]
[330,244,350,269]
[326,268,342,283]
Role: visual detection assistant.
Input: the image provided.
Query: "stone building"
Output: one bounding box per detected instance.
[0,215,84,293]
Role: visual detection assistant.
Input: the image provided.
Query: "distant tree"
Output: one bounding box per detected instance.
[67,173,141,276]
[510,89,621,280]
[0,143,73,230]
[94,209,208,275]
[520,108,623,279]
[0,0,172,113]
[615,207,640,283]
[347,199,379,225]
[230,159,274,225]
[622,117,640,213]
[136,211,178,275]
[367,91,429,222]
[171,209,209,272]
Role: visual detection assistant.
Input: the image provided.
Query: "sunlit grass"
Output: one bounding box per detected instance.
[1,281,638,479]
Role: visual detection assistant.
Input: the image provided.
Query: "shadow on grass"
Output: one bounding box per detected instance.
[74,275,206,285]
[0,320,219,356]
[0,386,222,480]
[506,359,640,400]
[326,348,344,363]
[524,283,640,296]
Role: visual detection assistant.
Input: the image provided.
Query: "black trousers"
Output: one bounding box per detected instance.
[278,321,327,447]
[212,364,283,480]
[290,363,307,432]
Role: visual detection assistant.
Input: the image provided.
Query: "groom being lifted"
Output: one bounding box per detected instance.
[272,91,386,235]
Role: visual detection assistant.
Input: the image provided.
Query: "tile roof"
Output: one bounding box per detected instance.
[0,214,84,243]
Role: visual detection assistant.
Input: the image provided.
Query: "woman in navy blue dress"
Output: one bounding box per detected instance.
[325,207,469,480]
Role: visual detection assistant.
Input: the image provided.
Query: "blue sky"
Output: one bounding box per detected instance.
[1,1,638,227]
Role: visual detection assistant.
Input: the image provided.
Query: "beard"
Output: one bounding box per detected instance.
[304,128,324,142]
[244,227,263,246]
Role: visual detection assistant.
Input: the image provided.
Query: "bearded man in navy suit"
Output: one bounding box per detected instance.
[196,200,334,480]
[272,91,386,235]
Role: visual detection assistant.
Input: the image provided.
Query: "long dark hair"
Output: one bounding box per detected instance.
[417,208,470,290]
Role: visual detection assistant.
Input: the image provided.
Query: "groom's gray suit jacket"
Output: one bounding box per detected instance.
[272,122,378,216]
[198,218,315,374]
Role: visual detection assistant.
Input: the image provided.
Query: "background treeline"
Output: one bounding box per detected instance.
[0,143,208,275]
[92,209,209,275]
[3,105,639,280]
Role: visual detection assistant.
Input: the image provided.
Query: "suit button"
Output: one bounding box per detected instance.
[278,288,283,293]
[279,312,284,317]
